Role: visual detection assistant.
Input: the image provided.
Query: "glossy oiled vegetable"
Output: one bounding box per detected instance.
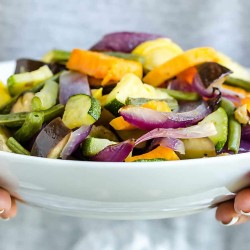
[143,47,219,86]
[1,31,250,161]
[31,117,71,158]
[66,49,143,85]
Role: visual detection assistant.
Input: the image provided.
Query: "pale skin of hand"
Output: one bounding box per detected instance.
[0,188,17,220]
[216,188,250,226]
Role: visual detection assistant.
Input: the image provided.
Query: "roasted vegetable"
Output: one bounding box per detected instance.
[31,117,71,158]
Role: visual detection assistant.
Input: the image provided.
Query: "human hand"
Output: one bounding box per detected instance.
[0,188,17,220]
[216,188,250,226]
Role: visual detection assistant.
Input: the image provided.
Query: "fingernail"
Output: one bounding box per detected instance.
[221,216,239,226]
[0,209,4,214]
[240,210,250,216]
[2,217,9,221]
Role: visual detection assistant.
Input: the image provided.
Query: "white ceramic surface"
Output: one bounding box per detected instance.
[0,61,250,220]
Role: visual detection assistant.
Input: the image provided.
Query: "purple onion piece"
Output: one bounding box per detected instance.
[90,139,135,162]
[241,124,250,142]
[150,137,185,154]
[61,125,92,159]
[192,62,232,98]
[168,79,194,92]
[59,71,91,105]
[238,140,250,153]
[222,140,250,154]
[119,101,211,130]
[135,122,217,146]
[221,92,241,105]
[90,32,162,53]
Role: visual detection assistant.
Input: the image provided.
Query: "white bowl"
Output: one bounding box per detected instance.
[0,61,249,220]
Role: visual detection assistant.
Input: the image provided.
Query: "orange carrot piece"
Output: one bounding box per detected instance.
[67,49,143,86]
[125,146,180,162]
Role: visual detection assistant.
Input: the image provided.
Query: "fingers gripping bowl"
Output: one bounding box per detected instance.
[1,32,250,219]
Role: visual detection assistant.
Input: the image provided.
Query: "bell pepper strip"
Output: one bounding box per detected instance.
[110,116,137,130]
[66,49,143,86]
[221,84,247,98]
[141,100,171,111]
[177,67,197,84]
[143,47,219,86]
[241,97,250,112]
[131,38,183,71]
[110,100,171,130]
[228,116,241,153]
[6,137,30,155]
[0,81,11,109]
[125,145,180,162]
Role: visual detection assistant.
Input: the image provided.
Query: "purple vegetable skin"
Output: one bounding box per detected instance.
[59,71,91,105]
[120,102,211,130]
[150,137,185,154]
[135,123,217,146]
[192,62,231,98]
[90,139,135,162]
[61,125,92,159]
[90,32,162,53]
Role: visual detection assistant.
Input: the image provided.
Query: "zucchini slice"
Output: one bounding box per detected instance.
[105,73,176,116]
[81,137,117,157]
[7,65,53,96]
[62,94,101,129]
[199,107,228,151]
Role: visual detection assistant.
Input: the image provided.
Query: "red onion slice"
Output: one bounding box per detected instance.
[90,32,162,53]
[90,139,135,162]
[119,101,211,130]
[135,122,217,146]
[59,71,91,105]
[150,137,185,154]
[192,62,232,98]
[61,125,92,159]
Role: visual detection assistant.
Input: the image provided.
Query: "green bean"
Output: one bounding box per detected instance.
[14,112,44,142]
[0,112,27,127]
[103,52,145,64]
[42,50,71,63]
[0,104,64,127]
[220,98,235,117]
[163,89,201,101]
[32,80,59,111]
[228,116,241,153]
[6,137,30,155]
[43,104,64,123]
[225,77,250,92]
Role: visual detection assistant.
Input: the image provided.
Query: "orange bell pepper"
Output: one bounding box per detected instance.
[67,49,143,86]
[221,84,247,97]
[241,97,250,112]
[177,67,197,84]
[125,145,180,162]
[143,47,219,86]
[110,116,137,130]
